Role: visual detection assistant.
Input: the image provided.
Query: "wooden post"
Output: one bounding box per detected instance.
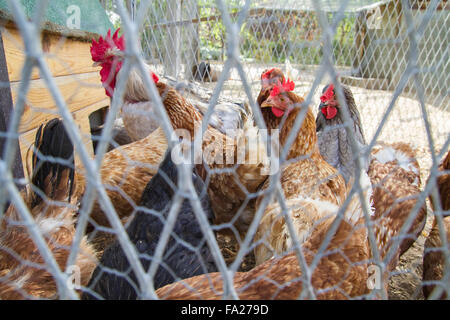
[184,0,200,80]
[353,10,368,77]
[164,0,182,79]
[126,0,136,21]
[0,30,24,183]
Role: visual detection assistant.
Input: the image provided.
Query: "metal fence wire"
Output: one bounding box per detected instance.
[0,0,448,300]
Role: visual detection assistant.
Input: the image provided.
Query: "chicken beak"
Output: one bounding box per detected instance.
[261,100,272,108]
[92,61,102,67]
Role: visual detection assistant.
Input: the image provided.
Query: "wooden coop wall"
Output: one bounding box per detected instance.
[1,26,109,179]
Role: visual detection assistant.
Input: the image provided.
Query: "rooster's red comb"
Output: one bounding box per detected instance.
[320,84,335,103]
[261,68,275,80]
[270,78,295,97]
[152,72,159,84]
[91,29,125,62]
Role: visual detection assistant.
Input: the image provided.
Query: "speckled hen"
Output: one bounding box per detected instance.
[314,82,426,272]
[315,84,368,183]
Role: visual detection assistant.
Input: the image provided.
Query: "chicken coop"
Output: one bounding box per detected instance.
[0,0,449,301]
[0,0,113,179]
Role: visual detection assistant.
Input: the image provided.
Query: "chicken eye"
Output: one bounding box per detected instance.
[136,239,147,252]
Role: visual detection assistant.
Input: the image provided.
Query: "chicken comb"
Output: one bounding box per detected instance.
[261,68,275,80]
[320,84,335,103]
[91,29,125,62]
[152,72,159,84]
[270,77,295,96]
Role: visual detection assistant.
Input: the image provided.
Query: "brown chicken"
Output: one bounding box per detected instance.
[156,185,373,300]
[0,119,97,299]
[253,79,348,265]
[423,150,450,299]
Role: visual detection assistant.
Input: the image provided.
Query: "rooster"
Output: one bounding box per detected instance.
[79,29,202,232]
[91,29,161,141]
[93,30,244,142]
[423,150,450,299]
[88,29,269,242]
[253,79,348,265]
[315,83,426,268]
[83,149,217,299]
[0,119,97,299]
[156,182,374,300]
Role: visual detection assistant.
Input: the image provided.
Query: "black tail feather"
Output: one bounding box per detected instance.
[31,118,74,206]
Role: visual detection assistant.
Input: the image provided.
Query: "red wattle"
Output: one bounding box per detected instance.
[100,60,123,98]
[272,107,285,118]
[322,106,337,119]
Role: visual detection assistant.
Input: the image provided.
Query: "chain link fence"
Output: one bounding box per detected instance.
[0,0,448,300]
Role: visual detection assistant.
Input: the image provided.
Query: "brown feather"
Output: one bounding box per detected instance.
[156,215,370,300]
[423,150,450,299]
[0,121,97,299]
[0,201,97,299]
[369,142,426,269]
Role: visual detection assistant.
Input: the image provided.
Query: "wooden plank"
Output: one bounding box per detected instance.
[10,71,107,133]
[0,28,24,183]
[18,98,110,179]
[2,26,101,82]
[18,127,38,180]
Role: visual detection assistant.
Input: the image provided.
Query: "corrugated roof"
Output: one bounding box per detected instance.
[253,0,392,13]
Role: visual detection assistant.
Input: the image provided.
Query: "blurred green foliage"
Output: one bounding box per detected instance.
[101,0,357,67]
[197,3,357,67]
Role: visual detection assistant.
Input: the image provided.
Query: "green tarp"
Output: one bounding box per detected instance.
[0,0,113,39]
